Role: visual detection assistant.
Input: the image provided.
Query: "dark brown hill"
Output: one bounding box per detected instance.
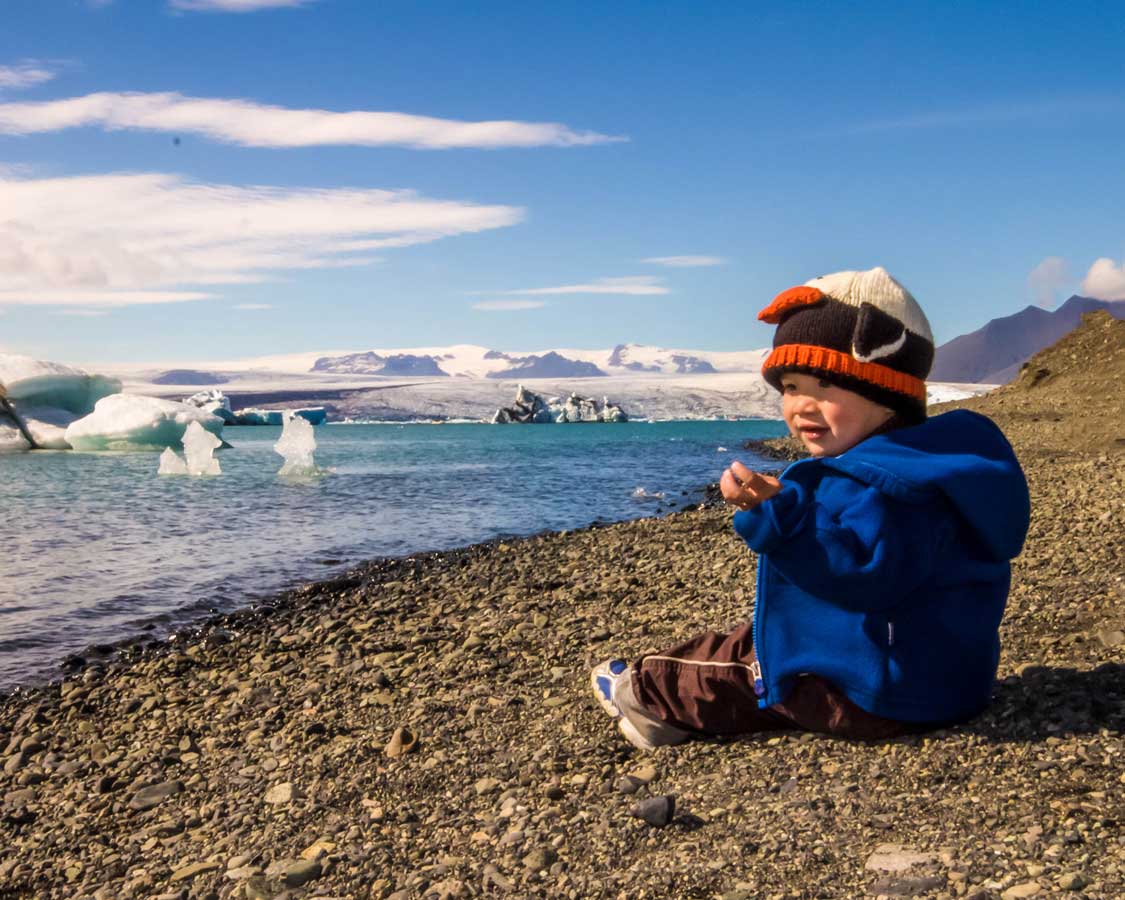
[935,310,1125,454]
[931,295,1125,384]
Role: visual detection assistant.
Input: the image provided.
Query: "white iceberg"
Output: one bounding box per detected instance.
[159,421,222,475]
[0,353,121,416]
[236,407,327,426]
[157,447,189,475]
[0,420,30,453]
[65,394,224,452]
[183,389,237,425]
[275,413,319,476]
[19,406,79,450]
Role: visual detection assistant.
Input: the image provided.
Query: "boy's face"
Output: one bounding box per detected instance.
[780,372,894,457]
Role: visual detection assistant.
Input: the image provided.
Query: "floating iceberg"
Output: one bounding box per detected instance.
[65,395,224,452]
[491,385,627,424]
[235,407,327,426]
[274,413,319,476]
[159,421,222,475]
[0,353,121,416]
[182,389,237,425]
[0,420,30,453]
[157,447,188,475]
[19,406,78,450]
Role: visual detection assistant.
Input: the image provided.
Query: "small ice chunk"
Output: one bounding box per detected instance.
[183,420,222,475]
[158,447,188,475]
[274,413,318,476]
[65,394,223,451]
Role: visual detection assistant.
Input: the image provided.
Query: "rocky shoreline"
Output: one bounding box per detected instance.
[1,313,1123,900]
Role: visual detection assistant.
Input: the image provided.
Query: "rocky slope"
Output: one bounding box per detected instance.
[0,315,1122,900]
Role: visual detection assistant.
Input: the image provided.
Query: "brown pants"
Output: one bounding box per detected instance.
[623,623,916,745]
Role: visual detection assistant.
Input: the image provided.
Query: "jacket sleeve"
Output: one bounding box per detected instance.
[732,476,948,612]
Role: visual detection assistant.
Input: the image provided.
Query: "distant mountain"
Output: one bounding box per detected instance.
[312,352,449,376]
[306,344,768,379]
[485,351,606,379]
[152,369,228,385]
[931,295,1125,383]
[608,344,717,374]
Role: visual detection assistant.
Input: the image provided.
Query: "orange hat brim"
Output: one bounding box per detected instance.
[757,286,825,324]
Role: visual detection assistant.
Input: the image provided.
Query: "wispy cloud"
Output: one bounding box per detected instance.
[497,276,668,296]
[0,290,213,307]
[0,62,57,91]
[0,92,625,150]
[50,308,110,317]
[1027,256,1070,308]
[234,303,273,310]
[642,255,725,267]
[472,299,547,312]
[0,171,523,306]
[846,97,1123,135]
[170,0,316,10]
[1080,257,1125,301]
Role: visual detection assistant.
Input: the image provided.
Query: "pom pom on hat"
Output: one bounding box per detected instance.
[758,267,934,421]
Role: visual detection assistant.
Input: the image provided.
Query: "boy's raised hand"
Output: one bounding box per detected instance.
[720,461,782,511]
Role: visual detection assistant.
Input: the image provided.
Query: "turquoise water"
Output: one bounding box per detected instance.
[0,419,786,690]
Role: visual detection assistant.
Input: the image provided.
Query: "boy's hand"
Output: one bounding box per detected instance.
[720,461,782,511]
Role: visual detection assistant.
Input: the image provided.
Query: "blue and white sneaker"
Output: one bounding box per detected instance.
[591,659,629,718]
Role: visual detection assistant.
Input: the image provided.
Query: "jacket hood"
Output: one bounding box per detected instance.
[814,409,1030,561]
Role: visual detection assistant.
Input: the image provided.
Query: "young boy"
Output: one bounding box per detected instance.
[592,266,1030,751]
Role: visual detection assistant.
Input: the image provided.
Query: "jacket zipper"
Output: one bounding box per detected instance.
[752,554,766,702]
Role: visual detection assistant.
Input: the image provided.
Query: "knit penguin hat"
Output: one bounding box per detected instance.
[758,267,935,422]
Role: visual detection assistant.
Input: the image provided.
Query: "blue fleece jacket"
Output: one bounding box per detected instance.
[732,409,1030,724]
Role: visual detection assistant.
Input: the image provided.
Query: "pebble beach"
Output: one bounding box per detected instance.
[1,312,1122,900]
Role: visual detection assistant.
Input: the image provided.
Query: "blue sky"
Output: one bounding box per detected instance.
[1,0,1123,364]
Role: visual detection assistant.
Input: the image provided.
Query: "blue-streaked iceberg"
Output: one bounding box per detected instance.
[65,395,224,451]
[1,353,123,452]
[0,354,121,416]
[234,407,327,426]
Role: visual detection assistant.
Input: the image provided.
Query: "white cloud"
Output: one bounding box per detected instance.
[0,92,624,150]
[171,0,314,10]
[498,276,668,296]
[472,299,547,311]
[0,290,213,307]
[1027,256,1070,308]
[642,255,725,267]
[50,309,110,317]
[1080,257,1125,301]
[234,303,273,310]
[0,62,57,91]
[0,171,523,306]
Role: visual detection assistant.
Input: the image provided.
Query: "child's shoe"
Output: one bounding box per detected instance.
[590,659,629,718]
[590,659,662,751]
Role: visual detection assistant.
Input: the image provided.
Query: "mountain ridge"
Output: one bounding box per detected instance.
[931,295,1125,383]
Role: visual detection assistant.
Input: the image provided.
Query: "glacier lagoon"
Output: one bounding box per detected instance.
[0,419,786,690]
